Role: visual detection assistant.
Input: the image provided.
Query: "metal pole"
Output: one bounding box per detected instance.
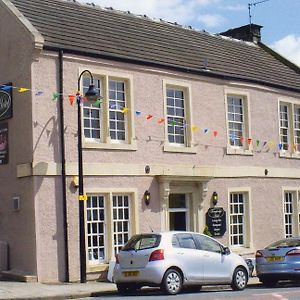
[77,72,86,283]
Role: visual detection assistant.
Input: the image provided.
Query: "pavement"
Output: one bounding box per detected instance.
[0,277,261,300]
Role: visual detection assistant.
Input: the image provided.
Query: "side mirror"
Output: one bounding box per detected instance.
[222,246,230,255]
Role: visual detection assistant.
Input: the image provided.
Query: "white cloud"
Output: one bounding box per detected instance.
[271,35,300,66]
[198,14,226,28]
[222,4,245,11]
[79,0,219,25]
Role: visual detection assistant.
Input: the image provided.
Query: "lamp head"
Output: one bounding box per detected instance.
[84,83,99,103]
[144,190,151,206]
[212,191,218,206]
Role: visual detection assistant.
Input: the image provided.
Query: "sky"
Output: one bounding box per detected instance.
[77,0,300,66]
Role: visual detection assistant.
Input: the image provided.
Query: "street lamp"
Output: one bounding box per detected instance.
[77,70,99,283]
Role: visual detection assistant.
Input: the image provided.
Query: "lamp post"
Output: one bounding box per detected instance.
[77,70,99,283]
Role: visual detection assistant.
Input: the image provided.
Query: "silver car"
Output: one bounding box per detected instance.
[256,237,300,287]
[113,231,249,295]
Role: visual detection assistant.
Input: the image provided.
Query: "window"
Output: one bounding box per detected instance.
[194,234,222,253]
[163,81,195,153]
[283,191,300,238]
[169,194,189,231]
[85,192,137,269]
[227,94,250,150]
[229,191,250,248]
[175,233,196,249]
[279,101,300,155]
[81,72,136,150]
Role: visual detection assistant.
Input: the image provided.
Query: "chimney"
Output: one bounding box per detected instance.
[220,24,263,43]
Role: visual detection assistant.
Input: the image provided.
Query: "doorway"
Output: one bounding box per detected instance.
[169,194,189,231]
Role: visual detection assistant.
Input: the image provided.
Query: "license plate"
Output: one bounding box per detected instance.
[123,271,139,277]
[266,256,284,262]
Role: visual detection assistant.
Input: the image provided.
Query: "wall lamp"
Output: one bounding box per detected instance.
[77,69,99,283]
[144,190,151,206]
[212,191,218,206]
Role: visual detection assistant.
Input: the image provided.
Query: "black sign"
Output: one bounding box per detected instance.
[0,83,13,121]
[206,207,226,237]
[0,122,8,165]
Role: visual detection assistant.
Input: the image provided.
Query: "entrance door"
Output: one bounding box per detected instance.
[169,194,189,231]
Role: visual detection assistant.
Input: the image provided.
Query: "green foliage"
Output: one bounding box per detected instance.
[203,225,212,237]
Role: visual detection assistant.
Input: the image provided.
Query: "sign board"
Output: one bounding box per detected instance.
[206,207,226,237]
[0,122,8,165]
[0,83,13,121]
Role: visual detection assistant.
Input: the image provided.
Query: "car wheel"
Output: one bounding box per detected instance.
[116,283,132,294]
[231,267,248,291]
[261,279,278,288]
[161,268,183,295]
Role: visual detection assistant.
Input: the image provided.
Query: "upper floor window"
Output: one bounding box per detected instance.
[163,81,195,153]
[81,72,136,150]
[226,94,250,153]
[279,102,300,155]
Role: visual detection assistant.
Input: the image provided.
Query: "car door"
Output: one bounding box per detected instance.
[172,233,203,282]
[193,234,232,283]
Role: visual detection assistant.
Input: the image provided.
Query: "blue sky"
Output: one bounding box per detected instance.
[78,0,300,66]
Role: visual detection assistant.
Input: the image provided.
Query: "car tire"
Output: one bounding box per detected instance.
[261,279,278,288]
[117,283,139,294]
[231,267,248,291]
[161,268,183,295]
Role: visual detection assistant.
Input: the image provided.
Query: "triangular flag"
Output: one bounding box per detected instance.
[92,99,102,107]
[247,138,252,145]
[170,120,176,126]
[0,85,12,91]
[279,143,283,150]
[19,87,30,93]
[192,126,198,132]
[204,128,208,134]
[121,107,129,113]
[146,114,153,120]
[256,140,260,147]
[35,91,43,96]
[135,111,142,116]
[213,130,218,137]
[68,95,75,105]
[158,118,165,124]
[52,92,59,101]
[263,141,267,147]
[240,137,244,143]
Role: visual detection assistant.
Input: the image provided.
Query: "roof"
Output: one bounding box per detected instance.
[7,0,300,93]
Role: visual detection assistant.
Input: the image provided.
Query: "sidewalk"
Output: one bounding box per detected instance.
[0,277,261,300]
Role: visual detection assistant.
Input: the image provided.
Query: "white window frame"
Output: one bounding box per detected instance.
[168,194,190,231]
[163,80,196,154]
[85,189,138,272]
[225,89,252,156]
[282,188,300,238]
[80,69,136,151]
[228,188,252,253]
[278,99,300,158]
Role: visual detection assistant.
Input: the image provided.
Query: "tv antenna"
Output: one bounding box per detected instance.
[248,0,270,24]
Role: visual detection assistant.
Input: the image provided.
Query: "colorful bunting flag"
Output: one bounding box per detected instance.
[256,140,260,147]
[192,126,198,132]
[146,114,153,120]
[121,107,129,113]
[158,118,165,124]
[18,88,30,93]
[0,85,12,91]
[52,92,59,101]
[135,111,142,116]
[213,130,218,137]
[68,95,75,105]
[247,138,252,145]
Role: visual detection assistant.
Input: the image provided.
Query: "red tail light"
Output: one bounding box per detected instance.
[286,249,300,256]
[255,251,263,258]
[115,254,120,264]
[149,249,164,261]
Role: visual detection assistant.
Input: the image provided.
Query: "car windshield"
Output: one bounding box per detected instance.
[266,238,300,249]
[122,234,161,251]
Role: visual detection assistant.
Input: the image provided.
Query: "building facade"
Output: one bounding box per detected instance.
[1,0,300,283]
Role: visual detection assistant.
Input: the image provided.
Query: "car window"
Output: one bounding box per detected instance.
[266,238,300,249]
[194,234,222,253]
[122,234,161,251]
[175,233,196,249]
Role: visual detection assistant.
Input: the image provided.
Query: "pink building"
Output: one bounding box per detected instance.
[1,0,300,283]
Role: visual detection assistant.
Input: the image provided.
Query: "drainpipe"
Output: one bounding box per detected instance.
[58,50,69,282]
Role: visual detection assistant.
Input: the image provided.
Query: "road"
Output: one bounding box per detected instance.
[79,282,300,300]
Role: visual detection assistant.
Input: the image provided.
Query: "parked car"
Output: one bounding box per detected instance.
[113,231,249,295]
[256,237,300,287]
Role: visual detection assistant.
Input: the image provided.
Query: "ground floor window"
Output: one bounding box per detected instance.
[283,191,300,238]
[169,194,190,231]
[85,191,137,269]
[229,190,251,248]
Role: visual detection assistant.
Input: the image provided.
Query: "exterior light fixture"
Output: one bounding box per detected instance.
[212,191,218,206]
[77,69,99,283]
[144,190,151,206]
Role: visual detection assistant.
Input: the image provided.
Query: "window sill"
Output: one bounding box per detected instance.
[87,263,109,273]
[83,141,137,151]
[163,144,197,154]
[226,147,253,156]
[279,151,300,159]
[230,246,255,256]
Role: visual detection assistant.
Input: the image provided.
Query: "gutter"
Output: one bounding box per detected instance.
[58,50,69,282]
